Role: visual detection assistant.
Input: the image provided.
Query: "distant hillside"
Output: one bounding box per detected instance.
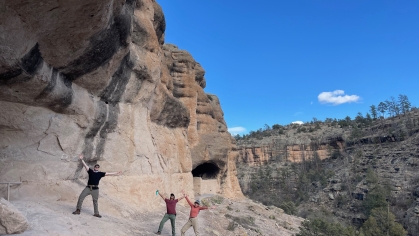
[235,108,419,235]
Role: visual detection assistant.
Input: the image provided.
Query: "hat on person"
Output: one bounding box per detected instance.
[194,200,200,205]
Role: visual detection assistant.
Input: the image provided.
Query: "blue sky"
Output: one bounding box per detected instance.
[157,0,419,135]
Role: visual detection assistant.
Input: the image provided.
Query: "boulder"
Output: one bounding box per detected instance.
[0,198,29,234]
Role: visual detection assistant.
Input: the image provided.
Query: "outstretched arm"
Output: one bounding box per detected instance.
[200,205,216,210]
[158,191,165,200]
[79,154,89,171]
[105,171,122,176]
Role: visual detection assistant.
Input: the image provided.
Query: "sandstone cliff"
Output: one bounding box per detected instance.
[0,0,242,212]
[237,126,345,165]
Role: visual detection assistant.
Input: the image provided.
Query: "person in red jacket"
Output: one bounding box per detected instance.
[180,192,215,236]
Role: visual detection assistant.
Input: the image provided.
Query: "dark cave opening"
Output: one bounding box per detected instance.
[192,162,220,179]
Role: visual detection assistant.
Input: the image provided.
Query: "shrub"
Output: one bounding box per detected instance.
[201,199,211,207]
[280,201,297,215]
[210,195,224,204]
[225,214,256,230]
[227,221,237,231]
[296,218,356,236]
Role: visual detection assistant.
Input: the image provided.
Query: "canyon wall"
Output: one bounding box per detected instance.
[0,0,242,211]
[237,136,345,165]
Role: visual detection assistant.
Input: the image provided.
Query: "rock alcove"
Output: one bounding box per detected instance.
[192,162,221,195]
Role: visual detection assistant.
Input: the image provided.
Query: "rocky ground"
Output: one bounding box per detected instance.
[7,195,303,236]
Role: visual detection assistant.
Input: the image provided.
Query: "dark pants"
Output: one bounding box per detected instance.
[158,213,176,235]
[76,187,99,214]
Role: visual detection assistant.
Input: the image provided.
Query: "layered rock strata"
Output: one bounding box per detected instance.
[238,137,344,165]
[0,0,242,211]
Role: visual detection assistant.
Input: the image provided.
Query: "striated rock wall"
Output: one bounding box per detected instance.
[0,0,242,211]
[238,139,345,165]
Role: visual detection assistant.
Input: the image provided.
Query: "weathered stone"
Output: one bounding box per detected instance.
[329,193,335,200]
[0,198,29,234]
[0,0,243,212]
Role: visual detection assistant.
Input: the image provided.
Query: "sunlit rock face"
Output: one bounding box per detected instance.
[0,0,242,210]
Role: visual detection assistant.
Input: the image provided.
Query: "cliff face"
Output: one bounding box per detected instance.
[237,133,345,165]
[0,0,242,208]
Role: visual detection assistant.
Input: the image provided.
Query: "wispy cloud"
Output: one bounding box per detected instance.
[318,90,360,105]
[291,121,304,125]
[228,126,246,135]
[294,112,303,116]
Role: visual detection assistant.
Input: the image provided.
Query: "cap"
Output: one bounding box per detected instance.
[194,200,200,205]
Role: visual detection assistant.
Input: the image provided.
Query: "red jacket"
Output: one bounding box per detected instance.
[186,196,208,218]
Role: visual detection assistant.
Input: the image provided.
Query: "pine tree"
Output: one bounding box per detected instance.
[370,105,378,119]
[361,208,407,236]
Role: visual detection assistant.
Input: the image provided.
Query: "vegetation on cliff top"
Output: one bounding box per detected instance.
[234,94,413,141]
[235,94,417,235]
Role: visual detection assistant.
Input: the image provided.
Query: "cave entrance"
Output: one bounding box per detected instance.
[192,162,221,196]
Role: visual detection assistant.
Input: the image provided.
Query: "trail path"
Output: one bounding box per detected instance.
[7,196,303,236]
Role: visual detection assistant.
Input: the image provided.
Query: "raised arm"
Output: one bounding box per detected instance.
[79,154,89,171]
[177,195,185,201]
[158,191,165,200]
[184,195,193,207]
[105,171,122,176]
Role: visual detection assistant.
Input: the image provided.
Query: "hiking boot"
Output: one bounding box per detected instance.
[72,209,80,215]
[93,214,102,218]
[155,232,161,235]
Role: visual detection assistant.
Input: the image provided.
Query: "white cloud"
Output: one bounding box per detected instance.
[291,121,304,125]
[294,112,303,116]
[228,126,246,135]
[318,90,360,105]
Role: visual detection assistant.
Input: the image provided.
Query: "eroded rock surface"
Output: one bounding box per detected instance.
[0,0,242,212]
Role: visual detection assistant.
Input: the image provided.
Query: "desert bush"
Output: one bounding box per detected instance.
[297,218,356,236]
[225,214,256,230]
[227,221,237,231]
[210,195,224,204]
[279,201,297,215]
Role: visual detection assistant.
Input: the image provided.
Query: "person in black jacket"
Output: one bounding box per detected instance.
[72,154,121,218]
